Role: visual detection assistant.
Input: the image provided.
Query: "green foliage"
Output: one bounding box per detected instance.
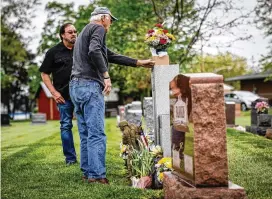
[99,0,156,99]
[1,0,40,114]
[1,22,29,89]
[130,142,154,178]
[255,0,272,75]
[27,64,42,109]
[187,52,248,89]
[38,0,252,101]
[38,1,77,54]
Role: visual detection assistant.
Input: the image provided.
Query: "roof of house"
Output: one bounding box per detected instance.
[225,73,272,81]
[223,83,234,90]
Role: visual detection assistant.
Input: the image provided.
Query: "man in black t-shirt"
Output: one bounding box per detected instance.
[39,23,77,165]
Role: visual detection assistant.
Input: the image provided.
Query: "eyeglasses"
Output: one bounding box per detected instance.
[65,30,77,34]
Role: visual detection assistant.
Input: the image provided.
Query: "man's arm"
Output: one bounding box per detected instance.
[107,48,155,68]
[41,72,65,104]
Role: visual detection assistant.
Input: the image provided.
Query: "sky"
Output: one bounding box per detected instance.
[30,0,269,69]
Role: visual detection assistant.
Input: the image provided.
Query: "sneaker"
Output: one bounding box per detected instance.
[88,178,109,185]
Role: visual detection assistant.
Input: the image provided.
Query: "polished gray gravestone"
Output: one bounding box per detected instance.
[151,64,179,157]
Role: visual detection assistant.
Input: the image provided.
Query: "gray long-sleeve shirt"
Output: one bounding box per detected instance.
[71,23,137,88]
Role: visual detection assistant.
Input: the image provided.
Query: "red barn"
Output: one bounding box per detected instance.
[35,82,60,120]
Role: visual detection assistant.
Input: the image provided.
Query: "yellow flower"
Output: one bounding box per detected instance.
[156,29,164,35]
[164,161,172,169]
[158,157,171,165]
[166,33,175,40]
[158,172,164,182]
[121,145,127,153]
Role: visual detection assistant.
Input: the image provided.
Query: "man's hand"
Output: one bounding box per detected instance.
[103,78,112,96]
[136,59,155,68]
[52,91,65,104]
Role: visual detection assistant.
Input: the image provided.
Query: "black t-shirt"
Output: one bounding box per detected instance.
[39,42,73,100]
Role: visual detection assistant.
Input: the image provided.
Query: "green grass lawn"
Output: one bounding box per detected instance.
[2,118,272,199]
[1,119,163,199]
[236,108,272,127]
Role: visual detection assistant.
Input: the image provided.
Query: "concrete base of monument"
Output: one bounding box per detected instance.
[163,172,248,199]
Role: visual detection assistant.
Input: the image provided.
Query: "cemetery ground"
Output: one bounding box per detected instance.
[2,116,272,199]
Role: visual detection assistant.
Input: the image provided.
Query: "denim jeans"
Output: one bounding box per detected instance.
[69,78,106,179]
[57,100,77,163]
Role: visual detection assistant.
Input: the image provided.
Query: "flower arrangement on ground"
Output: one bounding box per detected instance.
[155,157,172,184]
[255,101,269,114]
[145,23,175,56]
[150,145,163,158]
[130,141,154,188]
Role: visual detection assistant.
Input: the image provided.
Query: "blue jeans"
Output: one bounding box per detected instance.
[69,78,106,179]
[57,100,77,163]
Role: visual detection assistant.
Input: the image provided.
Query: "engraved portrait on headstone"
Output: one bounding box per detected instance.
[170,75,194,183]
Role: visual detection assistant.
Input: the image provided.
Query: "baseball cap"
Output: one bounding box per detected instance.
[91,7,118,21]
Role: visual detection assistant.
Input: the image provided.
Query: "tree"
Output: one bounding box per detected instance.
[1,0,40,117]
[187,52,247,89]
[27,64,42,110]
[39,1,156,102]
[38,0,252,103]
[38,1,77,54]
[150,0,252,70]
[255,0,272,75]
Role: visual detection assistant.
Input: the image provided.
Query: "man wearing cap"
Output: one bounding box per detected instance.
[69,7,155,184]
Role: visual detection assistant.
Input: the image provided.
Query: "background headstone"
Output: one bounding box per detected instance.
[1,114,10,126]
[31,113,47,124]
[225,102,235,126]
[125,101,142,125]
[143,97,154,140]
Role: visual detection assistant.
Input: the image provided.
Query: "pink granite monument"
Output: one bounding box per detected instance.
[165,73,247,199]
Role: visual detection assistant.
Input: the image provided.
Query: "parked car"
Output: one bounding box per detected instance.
[224,91,263,111]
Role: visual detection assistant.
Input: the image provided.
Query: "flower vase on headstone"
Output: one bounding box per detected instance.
[150,48,169,65]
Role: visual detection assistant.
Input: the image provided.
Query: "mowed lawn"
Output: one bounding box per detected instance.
[1,119,163,199]
[2,118,272,199]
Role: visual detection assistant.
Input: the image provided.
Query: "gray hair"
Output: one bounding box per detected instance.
[90,14,109,22]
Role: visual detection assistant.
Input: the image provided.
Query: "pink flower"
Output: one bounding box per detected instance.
[148,29,154,34]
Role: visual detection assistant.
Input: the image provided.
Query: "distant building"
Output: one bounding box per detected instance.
[35,82,60,120]
[35,82,120,119]
[225,73,272,104]
[223,83,234,93]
